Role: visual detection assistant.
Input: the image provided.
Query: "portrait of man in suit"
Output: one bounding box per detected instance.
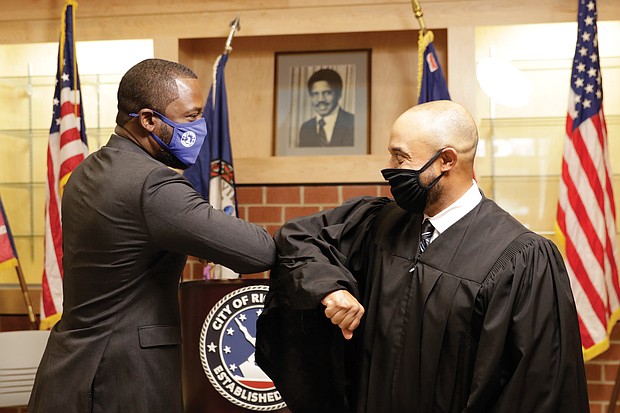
[299,68,355,147]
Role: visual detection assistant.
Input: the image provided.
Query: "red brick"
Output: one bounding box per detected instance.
[604,363,620,382]
[597,343,620,361]
[242,272,270,279]
[589,403,603,413]
[304,186,340,204]
[236,186,263,205]
[378,184,392,198]
[588,383,614,403]
[237,205,248,220]
[266,186,301,204]
[284,206,321,221]
[266,224,282,236]
[587,362,605,381]
[343,185,377,200]
[248,206,283,224]
[183,257,206,281]
[320,204,340,212]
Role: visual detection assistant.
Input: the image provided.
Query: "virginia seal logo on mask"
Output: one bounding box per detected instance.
[199,285,285,411]
[180,131,197,147]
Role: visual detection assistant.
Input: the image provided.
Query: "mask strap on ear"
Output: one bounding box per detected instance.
[421,171,445,190]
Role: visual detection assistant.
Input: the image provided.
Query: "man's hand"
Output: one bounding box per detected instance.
[321,290,365,340]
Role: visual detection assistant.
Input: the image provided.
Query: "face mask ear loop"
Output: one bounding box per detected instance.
[417,148,446,190]
[420,171,445,191]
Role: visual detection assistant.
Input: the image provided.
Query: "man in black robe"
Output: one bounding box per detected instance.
[256,100,589,413]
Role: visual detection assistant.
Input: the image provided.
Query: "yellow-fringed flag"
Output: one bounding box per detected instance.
[417,30,450,104]
[41,0,89,330]
[0,195,18,272]
[184,53,239,279]
[556,0,619,361]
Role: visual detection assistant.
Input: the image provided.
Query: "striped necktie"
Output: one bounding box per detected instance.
[419,219,434,253]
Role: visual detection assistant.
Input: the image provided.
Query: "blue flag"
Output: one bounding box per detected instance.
[417,30,451,103]
[185,53,238,216]
[184,53,239,279]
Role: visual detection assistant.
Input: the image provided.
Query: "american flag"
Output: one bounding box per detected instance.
[40,0,89,329]
[556,0,619,361]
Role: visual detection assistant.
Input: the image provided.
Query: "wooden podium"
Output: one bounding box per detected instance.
[180,279,290,413]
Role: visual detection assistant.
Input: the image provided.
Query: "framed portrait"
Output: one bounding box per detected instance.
[273,49,370,156]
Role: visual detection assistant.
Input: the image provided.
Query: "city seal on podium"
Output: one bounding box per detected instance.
[199,285,286,411]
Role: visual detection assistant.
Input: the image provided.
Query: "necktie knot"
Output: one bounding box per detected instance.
[419,219,434,253]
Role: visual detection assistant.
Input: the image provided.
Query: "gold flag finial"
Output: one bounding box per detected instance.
[410,0,427,33]
[224,16,241,54]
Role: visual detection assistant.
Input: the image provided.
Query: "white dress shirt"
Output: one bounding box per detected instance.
[316,107,341,144]
[425,180,482,243]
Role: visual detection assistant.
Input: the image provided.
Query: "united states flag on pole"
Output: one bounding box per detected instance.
[184,53,239,279]
[556,0,619,361]
[41,0,89,329]
[0,195,19,272]
[417,30,451,104]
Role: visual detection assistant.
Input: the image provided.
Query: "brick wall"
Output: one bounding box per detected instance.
[182,184,392,281]
[1,183,618,412]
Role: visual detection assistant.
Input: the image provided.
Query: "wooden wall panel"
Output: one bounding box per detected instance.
[179,29,445,183]
[1,0,619,44]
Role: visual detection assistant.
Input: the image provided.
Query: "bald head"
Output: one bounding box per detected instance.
[391,100,478,166]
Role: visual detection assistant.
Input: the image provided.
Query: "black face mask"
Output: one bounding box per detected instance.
[381,149,445,213]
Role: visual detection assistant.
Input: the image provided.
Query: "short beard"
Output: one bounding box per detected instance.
[155,123,186,170]
[425,172,443,207]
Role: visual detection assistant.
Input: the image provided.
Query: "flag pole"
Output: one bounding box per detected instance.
[15,262,37,329]
[224,16,241,54]
[410,0,427,34]
[411,0,436,101]
[610,373,620,413]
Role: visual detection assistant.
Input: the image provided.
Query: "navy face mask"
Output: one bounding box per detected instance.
[381,149,445,213]
[130,110,207,167]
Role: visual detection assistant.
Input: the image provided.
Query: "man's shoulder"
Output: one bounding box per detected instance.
[300,117,316,128]
[338,108,354,121]
[336,108,355,124]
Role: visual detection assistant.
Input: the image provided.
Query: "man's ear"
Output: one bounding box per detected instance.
[137,109,156,132]
[439,148,458,171]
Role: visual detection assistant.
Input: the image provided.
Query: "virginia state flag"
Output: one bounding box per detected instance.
[0,195,19,271]
[184,53,239,279]
[417,30,451,103]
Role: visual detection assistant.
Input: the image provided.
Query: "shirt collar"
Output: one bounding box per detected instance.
[425,180,482,241]
[317,106,340,126]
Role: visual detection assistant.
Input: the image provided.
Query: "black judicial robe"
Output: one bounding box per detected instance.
[256,196,589,413]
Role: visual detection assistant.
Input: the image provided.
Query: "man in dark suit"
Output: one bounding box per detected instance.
[28,59,276,413]
[299,68,354,147]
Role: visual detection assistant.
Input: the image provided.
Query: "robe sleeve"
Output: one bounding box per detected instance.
[256,196,390,413]
[466,233,590,413]
[269,196,391,310]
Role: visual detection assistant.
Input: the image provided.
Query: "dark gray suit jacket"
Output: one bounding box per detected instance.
[28,135,276,413]
[299,108,354,147]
